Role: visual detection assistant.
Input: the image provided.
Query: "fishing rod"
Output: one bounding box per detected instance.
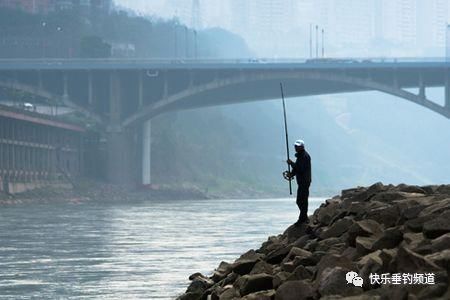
[280,82,292,195]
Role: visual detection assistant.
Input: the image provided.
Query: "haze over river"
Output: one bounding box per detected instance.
[0,197,325,299]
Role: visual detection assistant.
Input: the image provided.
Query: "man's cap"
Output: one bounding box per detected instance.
[294,139,305,147]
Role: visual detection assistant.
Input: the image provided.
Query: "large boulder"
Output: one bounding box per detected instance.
[317,266,363,297]
[250,260,274,275]
[372,226,403,250]
[426,249,450,271]
[347,219,383,247]
[272,271,291,289]
[275,280,315,300]
[241,289,276,300]
[365,204,401,227]
[431,232,450,252]
[184,273,214,297]
[211,261,233,282]
[316,254,356,279]
[314,199,342,225]
[391,246,442,273]
[232,250,264,275]
[423,210,450,239]
[233,273,274,296]
[319,217,354,240]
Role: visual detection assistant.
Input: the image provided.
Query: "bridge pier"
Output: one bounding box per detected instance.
[106,127,135,184]
[446,70,450,109]
[419,72,426,98]
[142,120,152,185]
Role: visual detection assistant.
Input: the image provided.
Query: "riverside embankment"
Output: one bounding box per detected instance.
[177,182,450,300]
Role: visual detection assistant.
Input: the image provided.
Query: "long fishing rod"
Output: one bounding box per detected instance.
[280,82,292,195]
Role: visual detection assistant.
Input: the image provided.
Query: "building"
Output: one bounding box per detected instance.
[0,0,111,14]
[0,0,53,14]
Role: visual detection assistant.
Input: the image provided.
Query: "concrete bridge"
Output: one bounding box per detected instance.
[1,58,449,184]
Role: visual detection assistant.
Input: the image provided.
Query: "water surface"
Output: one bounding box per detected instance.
[0,197,325,299]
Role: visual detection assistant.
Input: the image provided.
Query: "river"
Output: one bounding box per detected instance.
[0,197,326,299]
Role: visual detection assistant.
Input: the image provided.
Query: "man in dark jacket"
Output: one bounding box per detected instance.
[287,139,311,226]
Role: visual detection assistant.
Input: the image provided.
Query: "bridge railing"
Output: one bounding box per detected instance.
[0,57,450,66]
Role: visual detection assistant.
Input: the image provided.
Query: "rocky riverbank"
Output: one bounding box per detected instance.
[0,179,208,205]
[177,182,450,299]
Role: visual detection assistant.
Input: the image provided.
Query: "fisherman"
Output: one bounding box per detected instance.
[286,139,311,226]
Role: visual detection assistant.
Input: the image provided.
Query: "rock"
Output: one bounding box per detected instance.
[186,273,214,295]
[405,215,435,232]
[315,237,341,251]
[370,191,409,203]
[218,285,239,300]
[319,217,354,240]
[403,232,427,252]
[275,280,315,300]
[211,262,233,282]
[347,219,383,247]
[365,205,400,227]
[176,291,202,300]
[355,236,378,255]
[430,232,450,252]
[314,200,342,225]
[272,271,291,289]
[396,184,426,194]
[423,210,450,239]
[232,250,263,275]
[283,224,311,243]
[250,260,274,275]
[417,283,448,299]
[233,273,274,296]
[282,247,313,263]
[233,259,260,275]
[266,244,293,264]
[401,204,427,221]
[357,250,383,268]
[317,266,363,297]
[241,289,276,300]
[281,261,296,273]
[372,227,403,250]
[316,254,356,278]
[287,265,313,281]
[291,235,311,249]
[419,198,450,217]
[220,272,239,287]
[341,247,360,261]
[436,184,450,195]
[391,246,442,273]
[425,249,450,271]
[421,185,440,195]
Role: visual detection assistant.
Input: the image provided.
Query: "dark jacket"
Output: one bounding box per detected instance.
[292,150,311,185]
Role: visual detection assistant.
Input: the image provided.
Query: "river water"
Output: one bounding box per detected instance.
[0,197,326,299]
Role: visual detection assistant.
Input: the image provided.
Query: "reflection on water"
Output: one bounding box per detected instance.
[0,197,325,299]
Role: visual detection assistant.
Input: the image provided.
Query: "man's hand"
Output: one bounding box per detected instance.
[287,159,294,165]
[283,171,294,180]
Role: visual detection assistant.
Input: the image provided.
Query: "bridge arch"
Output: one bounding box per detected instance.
[123,71,450,128]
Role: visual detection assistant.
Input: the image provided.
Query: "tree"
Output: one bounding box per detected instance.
[80,35,111,58]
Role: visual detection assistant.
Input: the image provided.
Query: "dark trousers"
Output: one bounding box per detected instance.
[296,182,310,222]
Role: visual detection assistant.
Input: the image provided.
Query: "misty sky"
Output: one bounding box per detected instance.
[114,0,450,58]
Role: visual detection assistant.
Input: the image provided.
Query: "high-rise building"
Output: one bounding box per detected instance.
[417,0,448,54]
[0,0,112,14]
[0,0,53,14]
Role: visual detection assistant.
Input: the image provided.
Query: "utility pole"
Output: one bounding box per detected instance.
[185,26,188,58]
[322,28,324,58]
[315,25,318,58]
[194,30,198,59]
[309,23,312,58]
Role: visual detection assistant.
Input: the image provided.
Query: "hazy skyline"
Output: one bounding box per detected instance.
[114,0,450,58]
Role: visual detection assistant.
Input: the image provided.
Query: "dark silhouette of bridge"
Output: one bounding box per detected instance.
[1,58,449,184]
